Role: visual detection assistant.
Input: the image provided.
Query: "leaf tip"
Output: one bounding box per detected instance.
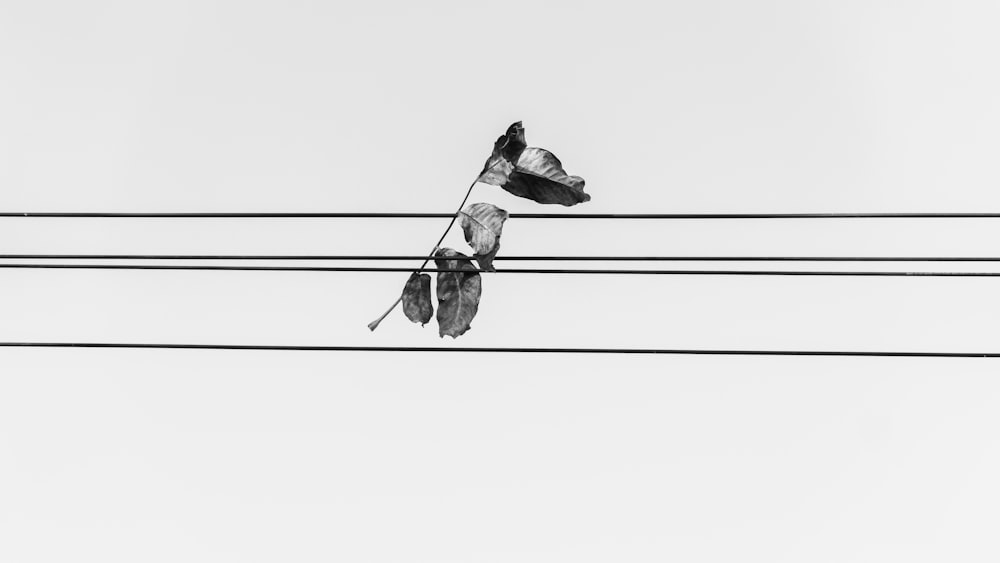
[439,327,471,339]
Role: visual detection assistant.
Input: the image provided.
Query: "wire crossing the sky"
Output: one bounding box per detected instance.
[4,263,1000,276]
[8,212,1000,219]
[0,342,997,358]
[6,254,1000,262]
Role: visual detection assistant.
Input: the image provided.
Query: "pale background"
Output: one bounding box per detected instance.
[2,1,1000,561]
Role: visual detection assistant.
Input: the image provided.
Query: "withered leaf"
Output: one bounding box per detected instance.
[401,272,433,326]
[477,121,589,206]
[479,121,526,186]
[459,202,509,271]
[505,148,589,206]
[434,248,482,339]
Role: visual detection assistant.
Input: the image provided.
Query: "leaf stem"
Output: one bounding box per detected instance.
[367,174,483,331]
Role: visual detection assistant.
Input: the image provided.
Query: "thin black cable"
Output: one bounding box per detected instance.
[8,212,1000,219]
[0,342,996,357]
[5,254,1000,262]
[3,263,1000,276]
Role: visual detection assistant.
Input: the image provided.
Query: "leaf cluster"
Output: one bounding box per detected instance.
[392,122,590,337]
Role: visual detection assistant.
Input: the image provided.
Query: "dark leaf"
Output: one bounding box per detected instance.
[504,148,589,206]
[401,272,433,326]
[434,248,482,338]
[459,202,509,271]
[479,122,526,185]
[477,122,589,206]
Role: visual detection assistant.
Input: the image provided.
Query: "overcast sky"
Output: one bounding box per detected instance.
[3,1,1000,561]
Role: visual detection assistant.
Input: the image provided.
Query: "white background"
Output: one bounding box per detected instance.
[2,1,1000,561]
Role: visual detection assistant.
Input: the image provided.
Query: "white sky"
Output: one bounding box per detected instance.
[2,1,1000,561]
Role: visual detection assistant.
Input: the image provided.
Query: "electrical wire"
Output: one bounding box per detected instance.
[4,254,1000,262]
[7,212,1000,219]
[3,263,1000,276]
[0,342,997,357]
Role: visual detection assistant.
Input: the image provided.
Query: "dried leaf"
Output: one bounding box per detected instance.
[460,202,509,271]
[505,148,589,205]
[479,121,526,185]
[401,272,433,326]
[477,121,589,206]
[434,248,482,338]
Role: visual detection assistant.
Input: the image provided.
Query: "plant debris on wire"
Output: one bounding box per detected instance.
[368,121,590,337]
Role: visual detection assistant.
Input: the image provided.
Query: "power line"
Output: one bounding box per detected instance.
[3,263,1000,276]
[0,342,996,357]
[7,212,1000,219]
[4,254,1000,262]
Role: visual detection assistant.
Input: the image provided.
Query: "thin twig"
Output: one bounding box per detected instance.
[366,172,486,331]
